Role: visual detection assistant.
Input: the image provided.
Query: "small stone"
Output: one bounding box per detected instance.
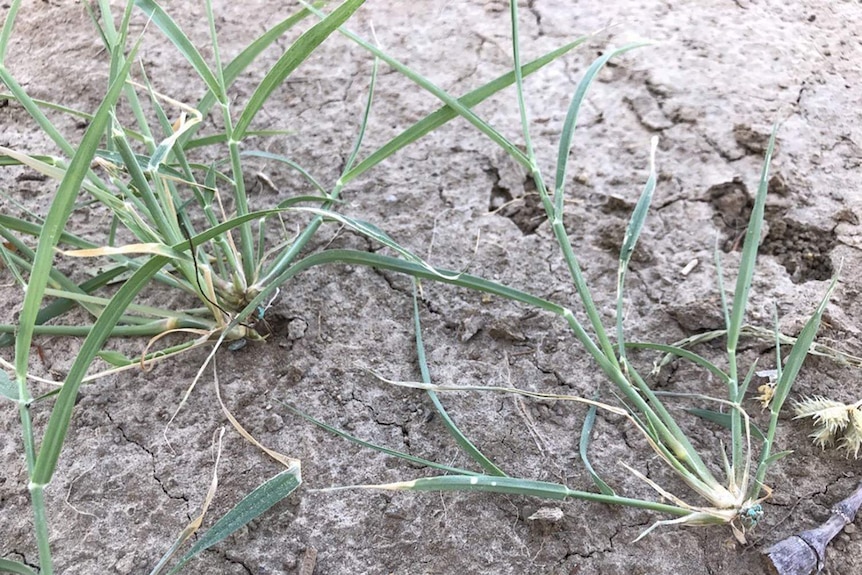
[264,414,284,433]
[287,318,308,340]
[844,523,857,535]
[114,552,135,575]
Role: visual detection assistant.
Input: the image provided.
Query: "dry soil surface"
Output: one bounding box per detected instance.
[1,1,862,574]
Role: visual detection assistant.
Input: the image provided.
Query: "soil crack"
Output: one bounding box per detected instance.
[102,408,189,507]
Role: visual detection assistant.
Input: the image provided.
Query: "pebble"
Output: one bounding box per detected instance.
[264,413,284,432]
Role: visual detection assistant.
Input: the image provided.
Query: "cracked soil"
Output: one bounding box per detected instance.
[1,1,862,574]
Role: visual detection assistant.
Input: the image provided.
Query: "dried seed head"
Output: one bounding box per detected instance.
[794,396,851,435]
[839,408,862,459]
[794,396,847,418]
[756,384,775,410]
[809,424,837,450]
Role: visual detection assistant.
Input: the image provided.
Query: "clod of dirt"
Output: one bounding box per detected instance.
[761,216,836,283]
[833,206,860,225]
[733,124,777,155]
[666,294,726,332]
[707,177,752,251]
[593,218,654,264]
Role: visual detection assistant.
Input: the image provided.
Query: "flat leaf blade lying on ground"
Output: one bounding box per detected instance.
[165,467,301,575]
[0,558,38,575]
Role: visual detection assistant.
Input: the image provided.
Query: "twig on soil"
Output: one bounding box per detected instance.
[762,481,862,575]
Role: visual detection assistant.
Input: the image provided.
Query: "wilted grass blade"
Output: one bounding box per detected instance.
[278,400,475,476]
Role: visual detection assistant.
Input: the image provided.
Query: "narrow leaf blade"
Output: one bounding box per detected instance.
[727,126,778,351]
[233,0,366,140]
[166,468,301,575]
[686,408,765,441]
[579,404,615,495]
[134,0,221,96]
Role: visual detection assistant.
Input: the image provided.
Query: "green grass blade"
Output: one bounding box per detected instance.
[233,0,366,140]
[0,370,17,401]
[165,468,301,575]
[770,278,837,412]
[554,42,648,214]
[0,95,148,142]
[252,247,716,490]
[185,130,291,150]
[737,358,759,401]
[762,450,792,467]
[16,38,139,432]
[342,39,586,184]
[0,153,60,167]
[31,255,165,485]
[301,1,529,169]
[725,125,777,483]
[342,56,378,176]
[0,68,74,158]
[773,305,783,383]
[579,404,615,495]
[188,8,313,137]
[749,275,837,499]
[714,242,731,331]
[411,280,506,476]
[292,249,568,316]
[290,208,459,279]
[509,0,534,159]
[111,127,175,241]
[0,558,38,575]
[0,0,22,64]
[366,475,690,517]
[623,341,730,384]
[133,0,221,98]
[241,150,326,194]
[726,126,777,354]
[616,136,657,359]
